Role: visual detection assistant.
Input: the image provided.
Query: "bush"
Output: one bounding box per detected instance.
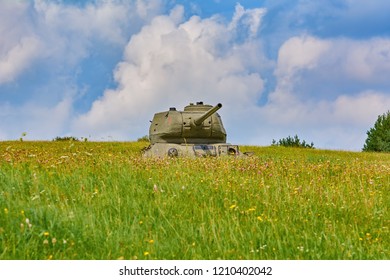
[137,135,150,142]
[53,136,80,142]
[363,111,390,152]
[272,135,314,148]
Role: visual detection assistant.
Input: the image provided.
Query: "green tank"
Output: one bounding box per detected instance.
[143,102,245,157]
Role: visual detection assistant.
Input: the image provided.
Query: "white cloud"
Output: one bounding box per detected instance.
[33,0,161,45]
[0,0,164,139]
[257,35,390,150]
[229,3,266,37]
[72,4,267,139]
[331,91,390,126]
[269,36,331,104]
[0,2,41,83]
[31,0,161,66]
[0,36,42,84]
[246,89,390,150]
[0,0,163,84]
[276,36,331,77]
[0,96,73,140]
[268,35,390,118]
[135,0,163,20]
[342,38,390,83]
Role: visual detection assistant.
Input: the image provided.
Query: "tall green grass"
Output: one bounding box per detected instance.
[0,141,389,259]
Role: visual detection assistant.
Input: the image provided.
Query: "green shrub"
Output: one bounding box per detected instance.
[363,111,390,152]
[53,136,80,142]
[272,135,314,148]
[137,135,150,142]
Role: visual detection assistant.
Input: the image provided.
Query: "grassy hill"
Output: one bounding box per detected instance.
[0,141,389,259]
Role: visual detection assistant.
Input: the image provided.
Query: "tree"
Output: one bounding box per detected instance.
[363,111,390,152]
[137,135,150,142]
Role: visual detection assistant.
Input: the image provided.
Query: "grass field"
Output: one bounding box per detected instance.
[0,141,389,260]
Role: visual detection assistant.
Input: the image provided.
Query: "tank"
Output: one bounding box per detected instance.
[142,102,248,157]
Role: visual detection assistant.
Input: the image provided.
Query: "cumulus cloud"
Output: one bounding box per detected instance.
[0,0,163,84]
[32,0,163,68]
[268,35,390,119]
[0,2,40,83]
[33,0,162,45]
[258,35,390,149]
[229,3,266,37]
[342,38,390,83]
[0,36,42,84]
[268,36,331,105]
[0,96,73,140]
[276,36,331,77]
[0,0,163,139]
[72,4,268,139]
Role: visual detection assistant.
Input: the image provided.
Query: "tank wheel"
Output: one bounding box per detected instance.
[167,148,179,157]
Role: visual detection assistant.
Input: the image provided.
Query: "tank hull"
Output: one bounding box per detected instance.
[142,143,242,158]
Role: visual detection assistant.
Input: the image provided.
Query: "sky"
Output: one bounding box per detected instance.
[1,0,390,150]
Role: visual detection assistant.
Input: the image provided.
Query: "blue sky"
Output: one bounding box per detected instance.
[1,0,390,150]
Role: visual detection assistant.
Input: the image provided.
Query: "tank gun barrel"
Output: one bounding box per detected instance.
[194,103,222,126]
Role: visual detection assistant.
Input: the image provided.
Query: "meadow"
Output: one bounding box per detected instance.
[0,141,388,260]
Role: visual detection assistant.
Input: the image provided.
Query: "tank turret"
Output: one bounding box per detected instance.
[149,102,226,144]
[143,102,246,157]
